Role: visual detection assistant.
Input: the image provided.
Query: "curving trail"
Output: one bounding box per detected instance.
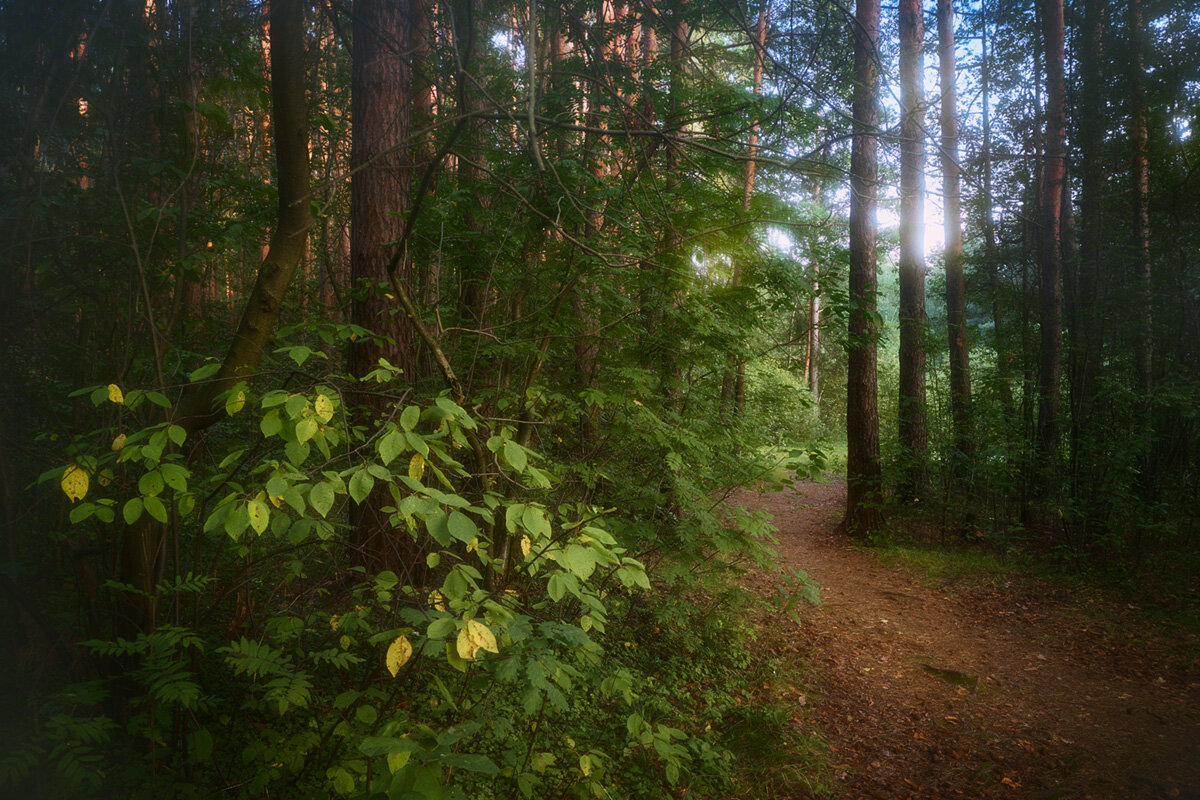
[735,478,1200,800]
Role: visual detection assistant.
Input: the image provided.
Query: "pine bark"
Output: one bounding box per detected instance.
[1129,0,1153,474]
[979,0,1012,416]
[348,0,422,572]
[1036,0,1066,472]
[1068,0,1105,482]
[898,0,928,500]
[938,0,971,461]
[845,0,883,535]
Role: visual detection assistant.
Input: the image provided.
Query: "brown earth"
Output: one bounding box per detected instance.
[733,478,1200,800]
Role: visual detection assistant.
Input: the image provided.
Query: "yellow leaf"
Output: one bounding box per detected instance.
[111,433,126,451]
[520,535,532,556]
[408,452,426,482]
[428,589,446,611]
[107,383,124,404]
[456,619,498,661]
[247,498,269,534]
[467,536,479,553]
[60,464,89,502]
[386,635,413,677]
[456,627,476,661]
[268,493,282,508]
[314,394,334,423]
[340,635,351,650]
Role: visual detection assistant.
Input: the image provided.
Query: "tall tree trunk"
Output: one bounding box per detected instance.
[897,0,927,500]
[1068,0,1105,492]
[1036,0,1066,474]
[938,0,971,461]
[727,8,766,422]
[453,0,490,331]
[657,7,690,408]
[845,0,883,536]
[349,0,420,572]
[1070,0,1104,474]
[979,0,1012,416]
[1128,0,1153,481]
[127,0,312,636]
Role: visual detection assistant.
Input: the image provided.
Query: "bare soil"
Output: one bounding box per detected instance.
[734,478,1200,800]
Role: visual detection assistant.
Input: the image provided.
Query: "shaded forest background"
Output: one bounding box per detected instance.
[1,0,1198,797]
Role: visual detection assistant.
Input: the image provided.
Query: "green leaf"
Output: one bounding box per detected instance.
[143,495,168,523]
[404,431,429,457]
[295,417,318,444]
[282,487,305,514]
[265,475,289,498]
[400,405,420,431]
[359,736,420,757]
[425,509,451,546]
[260,410,283,437]
[225,390,246,416]
[503,440,527,472]
[160,464,189,492]
[189,363,221,381]
[123,497,144,525]
[285,440,310,465]
[522,506,551,539]
[309,482,335,517]
[285,394,308,419]
[447,511,477,543]
[426,616,457,639]
[440,753,499,775]
[378,429,405,465]
[167,425,187,446]
[563,544,597,580]
[138,470,165,497]
[442,569,468,602]
[224,504,250,539]
[178,493,196,517]
[348,469,374,505]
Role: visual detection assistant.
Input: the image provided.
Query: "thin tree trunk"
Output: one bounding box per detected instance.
[728,9,766,422]
[845,0,883,536]
[898,0,928,500]
[127,0,312,636]
[453,0,490,330]
[938,0,971,461]
[979,0,1012,416]
[1036,0,1066,473]
[1070,0,1105,485]
[1128,0,1153,480]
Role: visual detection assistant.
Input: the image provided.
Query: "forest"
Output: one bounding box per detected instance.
[1,0,1197,797]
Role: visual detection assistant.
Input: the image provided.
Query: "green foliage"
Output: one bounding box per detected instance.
[6,342,820,799]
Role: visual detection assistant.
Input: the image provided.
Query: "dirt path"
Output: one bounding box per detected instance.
[735,479,1200,800]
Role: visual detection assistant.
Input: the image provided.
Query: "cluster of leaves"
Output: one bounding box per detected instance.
[2,340,820,799]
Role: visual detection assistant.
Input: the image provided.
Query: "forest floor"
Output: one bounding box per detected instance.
[733,478,1200,800]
